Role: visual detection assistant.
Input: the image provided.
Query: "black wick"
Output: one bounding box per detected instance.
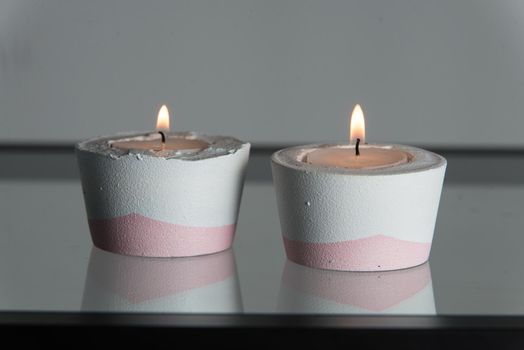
[355,138,361,156]
[158,131,166,149]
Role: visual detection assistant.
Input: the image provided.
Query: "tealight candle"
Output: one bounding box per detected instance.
[305,105,410,169]
[109,106,209,152]
[76,105,250,258]
[271,104,446,271]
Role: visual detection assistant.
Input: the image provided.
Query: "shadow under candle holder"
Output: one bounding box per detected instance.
[82,247,243,313]
[277,260,435,315]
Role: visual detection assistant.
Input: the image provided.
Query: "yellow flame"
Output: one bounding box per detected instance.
[156,105,170,131]
[349,104,365,144]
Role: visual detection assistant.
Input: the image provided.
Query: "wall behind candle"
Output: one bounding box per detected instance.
[1,0,523,147]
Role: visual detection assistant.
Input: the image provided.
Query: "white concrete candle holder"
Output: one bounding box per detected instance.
[271,144,446,271]
[82,248,242,312]
[277,261,435,314]
[76,132,250,257]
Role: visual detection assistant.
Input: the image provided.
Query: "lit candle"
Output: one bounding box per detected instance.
[306,104,409,169]
[110,105,209,152]
[76,104,250,258]
[271,104,447,272]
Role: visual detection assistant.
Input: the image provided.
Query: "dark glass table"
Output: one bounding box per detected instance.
[1,145,524,346]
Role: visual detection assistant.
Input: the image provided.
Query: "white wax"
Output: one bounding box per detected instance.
[306,145,410,170]
[110,132,209,152]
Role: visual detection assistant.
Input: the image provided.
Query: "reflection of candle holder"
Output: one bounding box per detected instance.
[277,261,435,314]
[82,248,243,313]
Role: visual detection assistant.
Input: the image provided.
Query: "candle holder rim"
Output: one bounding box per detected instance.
[76,131,250,161]
[271,143,446,176]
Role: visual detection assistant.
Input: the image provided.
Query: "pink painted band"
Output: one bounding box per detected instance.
[283,235,431,271]
[88,213,235,257]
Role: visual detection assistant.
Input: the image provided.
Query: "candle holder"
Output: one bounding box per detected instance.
[277,260,435,314]
[271,144,446,271]
[82,247,242,312]
[76,132,250,257]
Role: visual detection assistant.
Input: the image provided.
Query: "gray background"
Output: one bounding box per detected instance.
[1,0,524,146]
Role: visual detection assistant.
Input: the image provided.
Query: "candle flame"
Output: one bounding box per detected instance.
[349,104,365,144]
[156,105,170,131]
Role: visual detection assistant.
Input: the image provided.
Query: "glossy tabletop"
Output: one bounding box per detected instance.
[1,146,524,321]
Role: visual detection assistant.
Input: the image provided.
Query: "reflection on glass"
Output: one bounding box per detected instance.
[82,247,242,313]
[277,261,435,315]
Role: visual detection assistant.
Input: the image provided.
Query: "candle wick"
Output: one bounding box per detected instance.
[355,138,361,156]
[158,131,166,150]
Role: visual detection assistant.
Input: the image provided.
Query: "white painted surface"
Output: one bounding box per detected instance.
[1,1,524,146]
[76,135,250,225]
[271,145,446,243]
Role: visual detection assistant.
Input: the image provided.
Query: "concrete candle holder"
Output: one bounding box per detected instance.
[76,132,250,257]
[271,144,446,271]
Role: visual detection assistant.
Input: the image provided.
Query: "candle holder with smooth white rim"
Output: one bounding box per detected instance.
[76,132,250,258]
[271,143,446,272]
[82,247,242,312]
[277,260,435,314]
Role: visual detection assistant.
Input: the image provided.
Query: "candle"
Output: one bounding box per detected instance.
[110,105,209,152]
[271,103,447,272]
[76,105,250,258]
[306,104,409,169]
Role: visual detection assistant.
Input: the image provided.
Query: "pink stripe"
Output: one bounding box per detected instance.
[88,213,235,257]
[282,261,431,311]
[283,235,431,271]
